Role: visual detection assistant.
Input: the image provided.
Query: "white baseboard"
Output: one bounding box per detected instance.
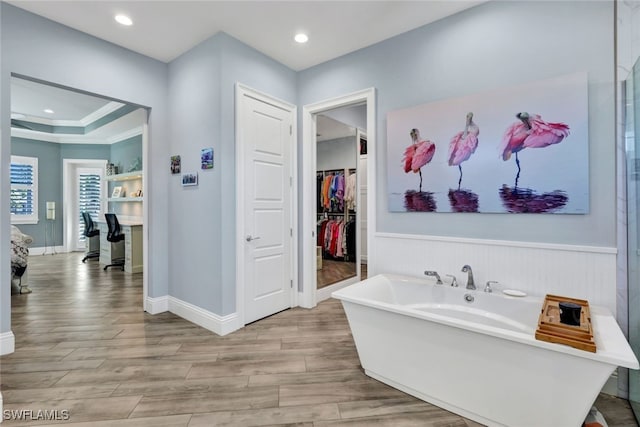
[168,296,241,336]
[29,246,66,256]
[0,331,15,355]
[145,295,169,314]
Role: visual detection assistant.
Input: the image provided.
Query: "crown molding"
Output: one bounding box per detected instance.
[107,126,143,144]
[11,127,108,145]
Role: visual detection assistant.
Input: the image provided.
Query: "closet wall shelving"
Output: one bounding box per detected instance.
[317,167,357,262]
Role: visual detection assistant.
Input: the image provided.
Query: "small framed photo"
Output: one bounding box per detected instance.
[182,172,198,187]
[360,137,367,155]
[171,155,181,175]
[111,186,123,198]
[201,148,213,170]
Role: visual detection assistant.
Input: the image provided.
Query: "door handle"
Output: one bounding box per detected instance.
[245,235,261,242]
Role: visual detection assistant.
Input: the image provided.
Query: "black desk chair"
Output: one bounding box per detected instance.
[81,212,100,263]
[104,213,125,271]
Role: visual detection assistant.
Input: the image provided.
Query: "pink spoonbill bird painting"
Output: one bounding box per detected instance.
[387,72,588,213]
[402,128,436,192]
[448,112,480,187]
[500,112,570,185]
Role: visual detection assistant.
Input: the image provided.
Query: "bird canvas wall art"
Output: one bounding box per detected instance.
[386,72,588,213]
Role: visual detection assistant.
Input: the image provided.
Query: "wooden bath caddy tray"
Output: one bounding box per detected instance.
[535,294,596,353]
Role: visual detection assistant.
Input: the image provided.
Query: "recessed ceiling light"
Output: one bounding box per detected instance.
[294,33,309,44]
[43,108,55,114]
[115,14,133,26]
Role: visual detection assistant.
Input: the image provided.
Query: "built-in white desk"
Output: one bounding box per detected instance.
[96,219,143,273]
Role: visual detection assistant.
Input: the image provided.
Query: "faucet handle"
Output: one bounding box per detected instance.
[485,281,498,293]
[445,274,458,287]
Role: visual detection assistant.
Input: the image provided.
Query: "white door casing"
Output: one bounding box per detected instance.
[301,88,376,309]
[236,84,296,325]
[62,159,107,253]
[74,166,104,251]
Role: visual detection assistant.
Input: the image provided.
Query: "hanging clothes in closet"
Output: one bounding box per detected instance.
[320,172,345,213]
[317,217,356,261]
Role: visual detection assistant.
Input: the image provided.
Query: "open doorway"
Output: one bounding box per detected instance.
[9,74,149,309]
[315,114,364,291]
[301,88,376,308]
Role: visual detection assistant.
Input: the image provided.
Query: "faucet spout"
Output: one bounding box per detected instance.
[424,270,443,285]
[461,265,475,290]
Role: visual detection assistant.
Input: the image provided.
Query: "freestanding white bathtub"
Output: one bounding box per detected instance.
[332,274,639,427]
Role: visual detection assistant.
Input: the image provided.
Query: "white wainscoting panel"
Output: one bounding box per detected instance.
[374,233,618,315]
[0,331,15,355]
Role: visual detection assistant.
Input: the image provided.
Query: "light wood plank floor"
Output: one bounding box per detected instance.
[1,253,637,426]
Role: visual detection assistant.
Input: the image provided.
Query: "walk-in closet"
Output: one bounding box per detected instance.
[316,112,366,289]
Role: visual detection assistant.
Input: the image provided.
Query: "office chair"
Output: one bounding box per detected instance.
[103,213,125,271]
[81,211,100,263]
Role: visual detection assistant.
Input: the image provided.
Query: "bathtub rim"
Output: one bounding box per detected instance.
[332,273,639,370]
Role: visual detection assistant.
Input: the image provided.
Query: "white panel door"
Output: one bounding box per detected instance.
[242,95,293,324]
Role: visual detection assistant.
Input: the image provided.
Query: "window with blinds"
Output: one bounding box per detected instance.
[10,155,38,224]
[78,173,102,241]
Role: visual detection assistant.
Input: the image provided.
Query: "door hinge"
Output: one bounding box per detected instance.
[289,125,292,135]
[290,176,293,186]
[290,228,293,237]
[290,279,293,288]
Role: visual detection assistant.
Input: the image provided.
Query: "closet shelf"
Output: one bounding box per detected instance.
[108,197,143,202]
[106,171,143,182]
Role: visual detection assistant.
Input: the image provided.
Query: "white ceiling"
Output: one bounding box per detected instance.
[11,77,114,121]
[6,0,484,71]
[11,77,145,144]
[8,1,483,143]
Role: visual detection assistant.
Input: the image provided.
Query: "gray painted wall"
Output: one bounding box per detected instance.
[317,137,357,171]
[110,135,143,174]
[11,138,110,246]
[1,3,169,335]
[322,105,367,133]
[298,0,615,248]
[167,32,296,316]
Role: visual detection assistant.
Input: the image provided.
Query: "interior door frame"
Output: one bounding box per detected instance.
[62,159,108,252]
[301,88,376,309]
[235,83,298,326]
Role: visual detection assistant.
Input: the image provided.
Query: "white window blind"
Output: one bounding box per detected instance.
[10,155,38,224]
[78,173,101,241]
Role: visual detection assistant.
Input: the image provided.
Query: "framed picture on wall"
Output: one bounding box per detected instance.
[182,172,198,187]
[201,148,214,169]
[171,155,181,174]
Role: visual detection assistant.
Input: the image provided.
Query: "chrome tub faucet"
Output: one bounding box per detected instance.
[461,265,475,290]
[424,270,443,284]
